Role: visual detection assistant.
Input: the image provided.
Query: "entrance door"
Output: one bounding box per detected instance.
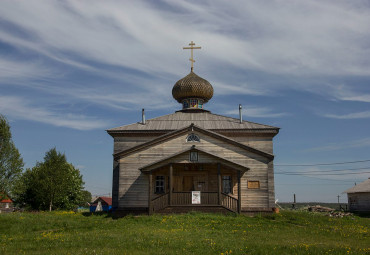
[183,176,194,191]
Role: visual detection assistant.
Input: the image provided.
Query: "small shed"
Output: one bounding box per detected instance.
[0,196,14,213]
[90,197,112,212]
[343,178,370,212]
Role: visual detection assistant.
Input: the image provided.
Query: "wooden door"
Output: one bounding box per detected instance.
[183,176,194,191]
[173,176,182,192]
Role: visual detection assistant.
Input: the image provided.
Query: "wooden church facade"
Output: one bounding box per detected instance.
[107,42,279,214]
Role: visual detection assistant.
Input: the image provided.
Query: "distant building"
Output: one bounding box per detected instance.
[89,197,112,212]
[343,178,370,212]
[107,42,279,215]
[0,196,13,213]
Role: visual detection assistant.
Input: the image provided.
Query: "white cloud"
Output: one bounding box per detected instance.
[223,106,288,118]
[0,0,369,78]
[307,137,370,152]
[323,111,370,119]
[0,96,109,130]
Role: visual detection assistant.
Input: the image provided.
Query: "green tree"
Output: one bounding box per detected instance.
[0,114,24,200]
[16,148,86,211]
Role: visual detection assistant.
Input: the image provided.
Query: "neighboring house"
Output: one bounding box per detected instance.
[0,196,14,213]
[89,197,112,212]
[343,178,370,213]
[107,42,279,215]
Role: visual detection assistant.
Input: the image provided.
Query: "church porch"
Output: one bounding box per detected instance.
[146,163,242,214]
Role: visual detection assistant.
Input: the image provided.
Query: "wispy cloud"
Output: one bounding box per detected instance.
[0,96,109,130]
[323,111,370,119]
[223,106,288,118]
[307,137,370,152]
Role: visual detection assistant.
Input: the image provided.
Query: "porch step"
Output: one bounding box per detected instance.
[156,206,234,214]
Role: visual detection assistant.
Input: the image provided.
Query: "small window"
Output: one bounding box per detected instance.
[222,175,232,194]
[248,181,260,189]
[190,99,198,108]
[183,100,189,109]
[190,151,198,162]
[155,176,165,194]
[187,133,200,142]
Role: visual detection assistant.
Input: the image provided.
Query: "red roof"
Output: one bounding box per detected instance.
[1,199,12,203]
[93,196,112,206]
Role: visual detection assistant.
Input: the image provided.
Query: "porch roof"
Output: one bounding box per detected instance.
[139,145,249,173]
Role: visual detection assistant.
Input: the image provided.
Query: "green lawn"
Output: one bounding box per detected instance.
[0,210,369,255]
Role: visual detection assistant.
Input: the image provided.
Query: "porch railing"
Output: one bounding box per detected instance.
[151,192,238,213]
[172,192,218,205]
[221,193,238,212]
[151,193,168,212]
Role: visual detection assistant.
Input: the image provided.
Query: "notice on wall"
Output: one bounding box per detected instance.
[192,191,201,204]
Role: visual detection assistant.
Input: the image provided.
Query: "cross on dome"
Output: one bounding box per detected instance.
[183,41,201,72]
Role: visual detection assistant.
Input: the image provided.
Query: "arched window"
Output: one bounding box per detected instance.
[186,133,200,142]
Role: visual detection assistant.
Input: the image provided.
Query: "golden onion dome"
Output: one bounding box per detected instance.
[172,71,214,103]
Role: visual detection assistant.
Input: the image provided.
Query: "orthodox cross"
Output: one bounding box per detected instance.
[183,41,201,71]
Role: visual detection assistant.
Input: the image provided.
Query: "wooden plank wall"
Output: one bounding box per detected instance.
[117,131,274,209]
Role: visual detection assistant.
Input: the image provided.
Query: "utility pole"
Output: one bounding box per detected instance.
[292,194,296,209]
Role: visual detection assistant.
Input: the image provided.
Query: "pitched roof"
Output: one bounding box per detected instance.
[140,145,249,172]
[107,111,279,133]
[114,124,274,160]
[92,197,112,205]
[343,178,370,193]
[1,199,12,203]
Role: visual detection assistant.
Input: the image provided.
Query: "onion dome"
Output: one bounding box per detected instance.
[172,71,214,110]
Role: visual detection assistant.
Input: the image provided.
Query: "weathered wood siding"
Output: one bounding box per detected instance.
[117,131,273,209]
[348,192,370,212]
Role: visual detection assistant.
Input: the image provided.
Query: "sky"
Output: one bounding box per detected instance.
[1,0,370,203]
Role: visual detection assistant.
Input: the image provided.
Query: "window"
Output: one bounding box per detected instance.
[186,133,200,142]
[155,176,165,193]
[248,181,260,189]
[222,175,232,194]
[190,99,198,108]
[183,100,189,109]
[190,151,198,162]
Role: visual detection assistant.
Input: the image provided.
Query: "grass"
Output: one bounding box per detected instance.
[0,210,369,255]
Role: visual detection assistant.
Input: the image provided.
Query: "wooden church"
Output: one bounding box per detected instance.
[107,42,279,215]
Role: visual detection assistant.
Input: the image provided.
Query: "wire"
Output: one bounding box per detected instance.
[276,167,370,174]
[275,159,370,167]
[276,171,370,176]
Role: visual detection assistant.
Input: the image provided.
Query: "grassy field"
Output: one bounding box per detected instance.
[0,210,369,255]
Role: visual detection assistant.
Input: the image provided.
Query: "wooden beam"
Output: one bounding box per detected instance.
[217,163,221,205]
[148,172,152,215]
[169,164,173,206]
[237,170,241,214]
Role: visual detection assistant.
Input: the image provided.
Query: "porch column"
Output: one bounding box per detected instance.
[217,163,221,205]
[148,172,153,215]
[237,170,241,214]
[169,164,173,206]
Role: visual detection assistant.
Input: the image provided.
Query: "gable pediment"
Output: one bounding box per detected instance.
[114,124,274,162]
[139,145,250,172]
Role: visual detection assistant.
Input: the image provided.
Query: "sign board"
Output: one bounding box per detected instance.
[192,191,201,204]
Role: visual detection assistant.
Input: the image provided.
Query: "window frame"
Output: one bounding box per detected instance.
[155,176,165,194]
[222,175,232,194]
[186,133,200,142]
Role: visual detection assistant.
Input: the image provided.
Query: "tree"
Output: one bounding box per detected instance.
[16,148,86,211]
[0,115,24,200]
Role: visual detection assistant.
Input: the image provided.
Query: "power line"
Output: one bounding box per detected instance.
[276,159,370,167]
[276,167,370,174]
[276,171,370,176]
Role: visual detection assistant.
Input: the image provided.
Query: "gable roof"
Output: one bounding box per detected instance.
[140,145,250,172]
[107,111,279,133]
[114,124,274,160]
[92,197,112,205]
[343,178,370,193]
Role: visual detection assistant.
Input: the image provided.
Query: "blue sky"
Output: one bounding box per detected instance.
[1,0,370,202]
